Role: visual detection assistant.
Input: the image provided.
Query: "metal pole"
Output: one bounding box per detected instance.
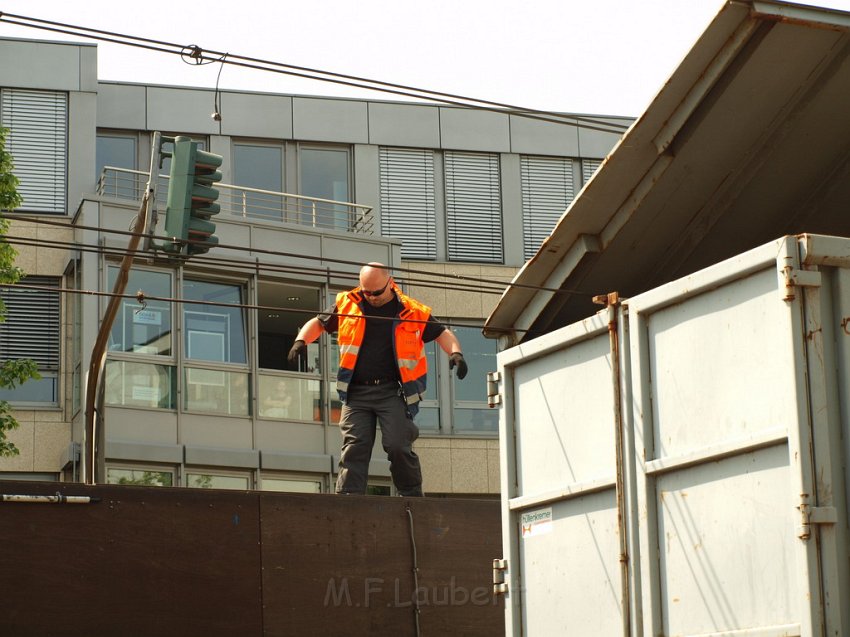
[82,191,151,485]
[596,291,631,637]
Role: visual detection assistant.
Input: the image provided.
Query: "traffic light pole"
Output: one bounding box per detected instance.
[82,135,159,485]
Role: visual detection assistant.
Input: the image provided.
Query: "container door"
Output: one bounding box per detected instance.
[628,237,825,637]
[497,303,636,636]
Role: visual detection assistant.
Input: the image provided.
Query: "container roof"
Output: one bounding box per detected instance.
[485,0,850,342]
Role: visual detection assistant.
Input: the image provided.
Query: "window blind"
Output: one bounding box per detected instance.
[0,276,61,370]
[379,147,437,260]
[0,89,68,214]
[444,151,502,263]
[520,156,575,260]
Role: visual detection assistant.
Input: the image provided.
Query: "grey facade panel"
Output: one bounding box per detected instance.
[261,451,332,473]
[146,86,220,136]
[96,83,147,130]
[106,440,183,464]
[185,446,260,469]
[577,120,625,157]
[220,92,293,139]
[367,102,440,148]
[292,97,368,143]
[439,107,511,152]
[509,114,580,156]
[0,39,91,92]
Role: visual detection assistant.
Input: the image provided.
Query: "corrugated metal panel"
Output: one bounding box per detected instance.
[0,276,61,369]
[379,147,436,259]
[521,156,575,260]
[0,89,67,214]
[581,158,601,185]
[445,151,503,263]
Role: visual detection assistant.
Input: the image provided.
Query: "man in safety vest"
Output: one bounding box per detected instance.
[288,262,467,496]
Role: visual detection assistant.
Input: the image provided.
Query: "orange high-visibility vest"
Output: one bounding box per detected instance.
[335,285,432,413]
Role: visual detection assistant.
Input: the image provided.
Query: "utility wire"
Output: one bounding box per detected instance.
[3,214,597,297]
[0,280,534,333]
[2,234,512,297]
[0,12,631,135]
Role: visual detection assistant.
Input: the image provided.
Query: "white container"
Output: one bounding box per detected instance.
[494,234,850,637]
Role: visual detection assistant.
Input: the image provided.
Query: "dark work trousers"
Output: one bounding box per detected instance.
[336,382,423,496]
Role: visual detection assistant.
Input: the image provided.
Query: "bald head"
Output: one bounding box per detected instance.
[359,262,393,306]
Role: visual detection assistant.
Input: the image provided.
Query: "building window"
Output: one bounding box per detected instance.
[108,267,173,356]
[183,278,249,417]
[414,341,440,431]
[106,466,174,486]
[96,131,138,197]
[232,142,285,220]
[444,151,502,263]
[0,276,60,405]
[257,374,322,422]
[299,146,351,231]
[186,470,251,490]
[0,89,67,214]
[105,360,176,409]
[261,474,323,493]
[521,156,576,260]
[379,147,437,260]
[104,267,175,411]
[450,325,498,433]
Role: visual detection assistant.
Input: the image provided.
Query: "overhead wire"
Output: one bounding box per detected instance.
[0,12,631,134]
[0,280,534,333]
[3,214,597,297]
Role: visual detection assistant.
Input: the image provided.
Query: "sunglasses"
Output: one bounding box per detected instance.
[362,279,391,297]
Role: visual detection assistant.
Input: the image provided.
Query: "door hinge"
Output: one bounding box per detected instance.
[493,558,508,595]
[487,371,502,408]
[797,493,837,540]
[782,267,821,301]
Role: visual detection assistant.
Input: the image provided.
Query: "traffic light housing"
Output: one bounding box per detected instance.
[159,136,222,257]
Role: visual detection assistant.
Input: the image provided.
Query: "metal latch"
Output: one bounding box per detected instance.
[493,558,508,595]
[487,371,502,408]
[797,493,837,540]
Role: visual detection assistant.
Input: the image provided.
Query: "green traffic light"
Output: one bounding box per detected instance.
[159,136,223,257]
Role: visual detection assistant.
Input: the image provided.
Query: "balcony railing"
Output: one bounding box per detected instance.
[97,166,374,235]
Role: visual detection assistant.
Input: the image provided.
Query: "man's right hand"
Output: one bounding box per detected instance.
[287,339,306,367]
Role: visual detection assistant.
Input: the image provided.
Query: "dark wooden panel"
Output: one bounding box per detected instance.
[0,483,503,637]
[260,494,503,637]
[0,481,263,637]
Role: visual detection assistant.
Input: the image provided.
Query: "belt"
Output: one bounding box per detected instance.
[351,377,399,386]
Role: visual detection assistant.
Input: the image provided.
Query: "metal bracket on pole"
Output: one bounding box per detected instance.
[142,131,163,254]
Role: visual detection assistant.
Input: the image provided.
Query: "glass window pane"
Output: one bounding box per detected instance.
[108,268,172,355]
[107,467,173,486]
[233,143,284,220]
[300,147,350,231]
[183,280,246,364]
[186,473,250,490]
[423,341,438,400]
[96,134,137,197]
[452,407,499,433]
[451,326,496,402]
[104,361,176,409]
[261,477,322,493]
[414,405,439,431]
[184,368,250,416]
[0,374,57,404]
[258,374,322,422]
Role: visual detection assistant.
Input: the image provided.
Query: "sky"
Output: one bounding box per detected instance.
[2,0,850,117]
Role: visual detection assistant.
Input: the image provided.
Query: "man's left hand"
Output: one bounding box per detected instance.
[449,352,468,379]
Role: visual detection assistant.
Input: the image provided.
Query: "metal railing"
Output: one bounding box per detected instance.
[97,166,374,235]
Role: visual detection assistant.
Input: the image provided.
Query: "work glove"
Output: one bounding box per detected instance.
[449,352,468,380]
[287,339,306,368]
